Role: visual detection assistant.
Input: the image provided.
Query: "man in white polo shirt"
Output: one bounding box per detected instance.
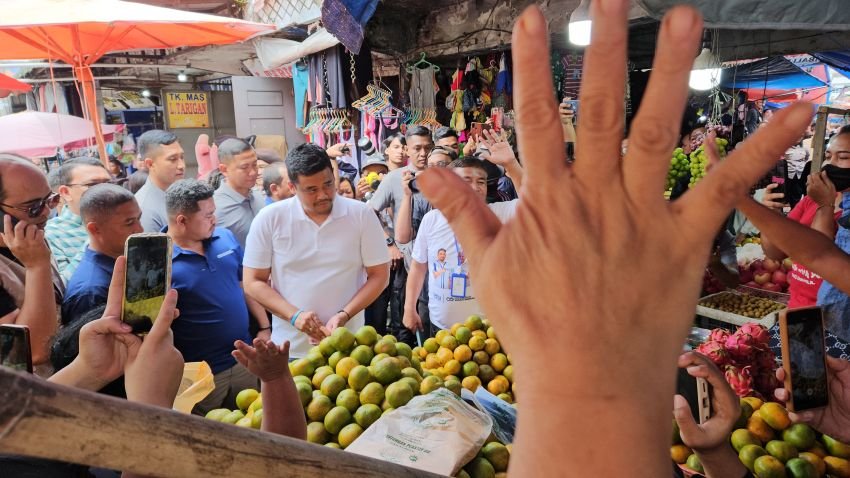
[243,143,390,358]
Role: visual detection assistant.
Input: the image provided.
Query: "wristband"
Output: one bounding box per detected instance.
[258,326,271,331]
[290,309,304,327]
[338,309,351,322]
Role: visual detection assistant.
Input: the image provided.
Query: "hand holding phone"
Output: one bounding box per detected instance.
[0,324,33,373]
[122,233,172,335]
[779,307,829,412]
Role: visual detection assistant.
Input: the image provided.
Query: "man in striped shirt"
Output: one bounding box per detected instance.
[45,157,112,281]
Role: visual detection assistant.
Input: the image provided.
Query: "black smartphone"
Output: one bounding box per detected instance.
[122,233,172,335]
[0,211,20,233]
[780,307,829,412]
[676,368,712,424]
[0,324,33,373]
[771,176,789,208]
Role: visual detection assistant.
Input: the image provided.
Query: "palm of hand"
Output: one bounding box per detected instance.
[81,332,130,383]
[486,141,515,166]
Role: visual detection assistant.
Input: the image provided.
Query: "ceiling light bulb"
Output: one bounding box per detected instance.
[689,48,721,91]
[568,0,592,47]
[141,89,151,97]
[177,72,188,82]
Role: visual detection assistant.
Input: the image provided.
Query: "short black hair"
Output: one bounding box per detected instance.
[405,125,433,142]
[58,157,106,186]
[338,176,356,196]
[137,129,179,159]
[837,125,850,137]
[126,170,148,194]
[285,143,332,184]
[429,146,458,161]
[80,183,136,223]
[434,127,459,142]
[382,133,406,153]
[218,138,254,165]
[0,153,41,203]
[166,179,214,219]
[207,169,224,191]
[449,156,488,174]
[262,163,287,196]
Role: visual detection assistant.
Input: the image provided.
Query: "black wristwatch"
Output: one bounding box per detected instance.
[386,237,395,247]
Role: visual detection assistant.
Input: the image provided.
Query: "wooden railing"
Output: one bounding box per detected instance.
[0,367,445,478]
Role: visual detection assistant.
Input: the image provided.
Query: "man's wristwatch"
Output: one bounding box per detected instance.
[386,237,395,247]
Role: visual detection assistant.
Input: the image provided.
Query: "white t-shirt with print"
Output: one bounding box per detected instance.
[412,200,518,330]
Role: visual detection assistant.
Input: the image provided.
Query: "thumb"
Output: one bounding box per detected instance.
[418,168,501,266]
[673,394,701,440]
[85,316,133,337]
[146,289,179,344]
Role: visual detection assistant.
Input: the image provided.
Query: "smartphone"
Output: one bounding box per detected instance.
[562,98,579,123]
[676,368,712,424]
[0,211,20,233]
[0,324,33,373]
[469,122,492,139]
[780,307,829,412]
[122,233,172,335]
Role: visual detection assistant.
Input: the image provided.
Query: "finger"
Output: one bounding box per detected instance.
[774,388,789,403]
[623,6,702,199]
[775,364,786,381]
[704,132,721,170]
[574,0,629,179]
[672,394,701,439]
[232,350,250,368]
[147,289,179,344]
[418,168,501,268]
[104,256,127,318]
[677,102,813,240]
[85,315,133,336]
[511,6,567,181]
[234,340,259,361]
[280,340,290,356]
[827,355,850,374]
[685,365,710,378]
[319,326,330,338]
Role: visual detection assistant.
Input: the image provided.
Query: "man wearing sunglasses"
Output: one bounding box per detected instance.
[46,157,112,281]
[0,153,65,374]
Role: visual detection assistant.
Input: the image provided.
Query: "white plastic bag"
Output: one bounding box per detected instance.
[346,388,492,476]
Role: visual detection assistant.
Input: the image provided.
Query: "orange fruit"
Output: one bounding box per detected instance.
[486,375,509,395]
[825,456,850,478]
[483,338,501,356]
[454,345,473,363]
[741,396,764,411]
[747,415,775,443]
[670,445,691,464]
[462,375,482,391]
[759,402,791,431]
[798,452,826,477]
[436,347,454,366]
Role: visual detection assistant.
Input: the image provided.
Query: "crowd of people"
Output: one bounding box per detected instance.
[2,2,850,477]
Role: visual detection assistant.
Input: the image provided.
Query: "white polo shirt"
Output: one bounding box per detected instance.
[412,200,517,331]
[243,195,390,358]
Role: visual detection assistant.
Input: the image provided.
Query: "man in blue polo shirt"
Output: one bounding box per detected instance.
[63,184,143,324]
[165,179,270,415]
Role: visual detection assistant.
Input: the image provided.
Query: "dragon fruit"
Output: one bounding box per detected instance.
[696,341,731,367]
[708,328,731,343]
[725,333,755,361]
[724,365,754,397]
[737,323,771,348]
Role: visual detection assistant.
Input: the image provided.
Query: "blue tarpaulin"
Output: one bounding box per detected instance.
[721,56,827,90]
[811,51,850,79]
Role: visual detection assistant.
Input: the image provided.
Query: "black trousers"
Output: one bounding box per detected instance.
[365,266,395,336]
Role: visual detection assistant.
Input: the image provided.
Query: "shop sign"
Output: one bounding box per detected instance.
[165,91,210,128]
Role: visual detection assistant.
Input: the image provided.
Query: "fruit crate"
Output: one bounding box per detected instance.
[695,291,784,329]
[734,284,790,305]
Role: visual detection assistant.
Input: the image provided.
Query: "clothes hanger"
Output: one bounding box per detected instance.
[406,53,441,73]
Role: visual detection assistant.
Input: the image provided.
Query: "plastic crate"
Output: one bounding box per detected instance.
[696,291,785,328]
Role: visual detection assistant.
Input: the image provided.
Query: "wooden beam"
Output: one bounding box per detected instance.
[0,368,445,478]
[811,105,849,171]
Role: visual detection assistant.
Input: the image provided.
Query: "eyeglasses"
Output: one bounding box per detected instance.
[67,179,114,188]
[0,191,60,218]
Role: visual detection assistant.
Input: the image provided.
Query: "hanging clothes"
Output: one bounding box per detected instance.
[409,66,438,109]
[307,46,348,109]
[293,62,310,128]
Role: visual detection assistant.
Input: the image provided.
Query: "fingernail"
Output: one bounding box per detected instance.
[519,6,544,34]
[668,7,696,39]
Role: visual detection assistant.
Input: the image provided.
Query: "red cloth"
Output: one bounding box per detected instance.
[785,196,841,308]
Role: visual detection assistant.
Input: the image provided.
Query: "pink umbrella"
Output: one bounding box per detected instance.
[0,111,124,158]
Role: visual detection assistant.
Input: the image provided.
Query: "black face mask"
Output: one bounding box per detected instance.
[823,164,850,192]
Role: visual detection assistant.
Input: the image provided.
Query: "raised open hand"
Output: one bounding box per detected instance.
[417,3,813,476]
